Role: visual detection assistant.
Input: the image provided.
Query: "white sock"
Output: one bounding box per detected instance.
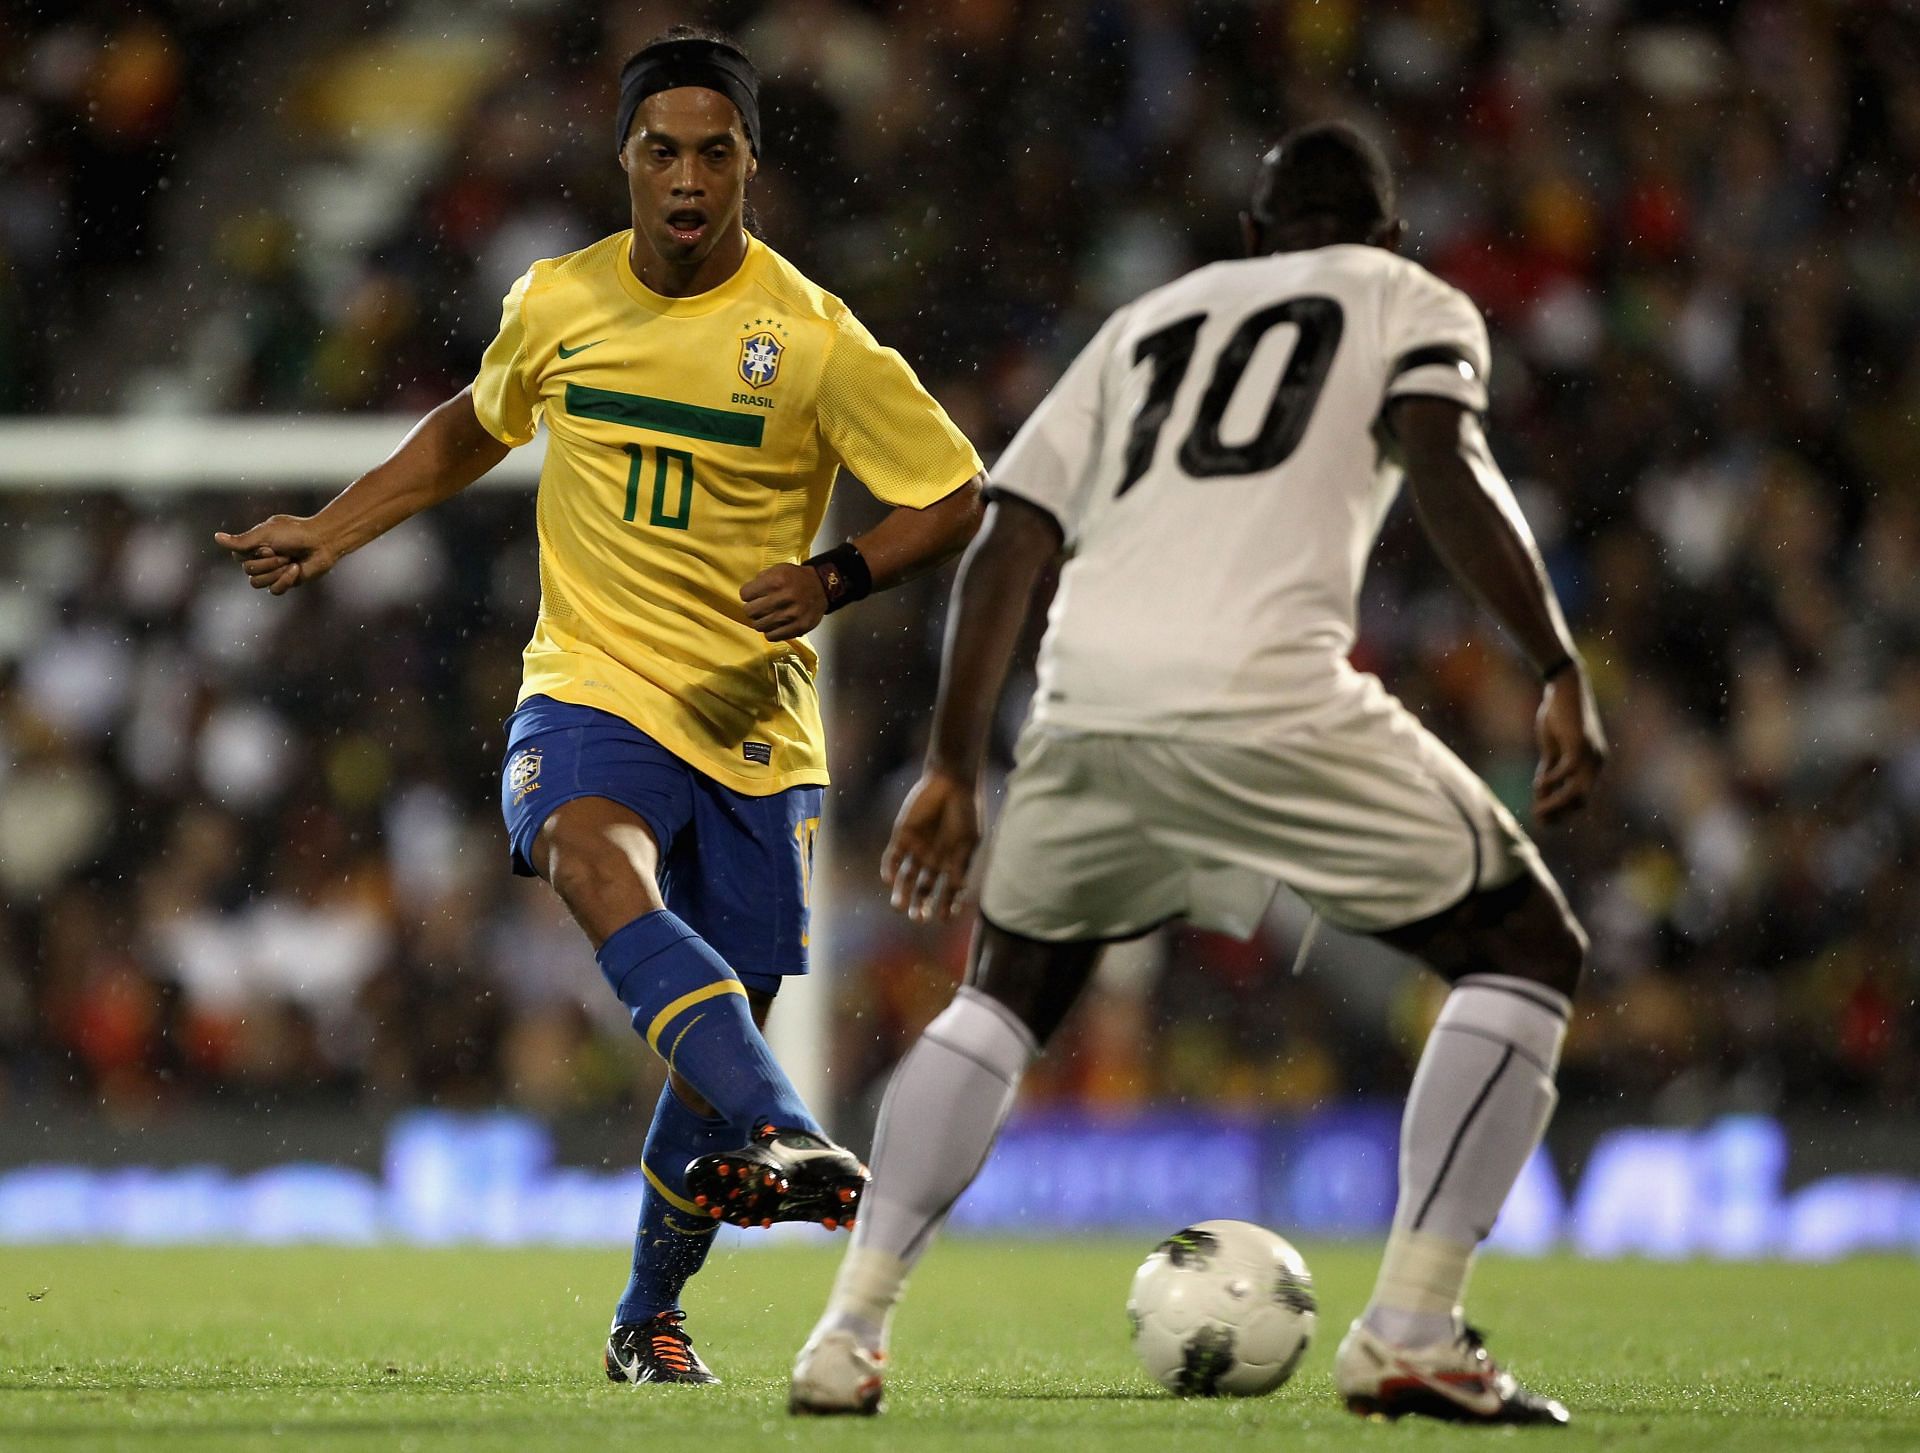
[812,987,1037,1351]
[1364,1230,1475,1348]
[1364,974,1569,1348]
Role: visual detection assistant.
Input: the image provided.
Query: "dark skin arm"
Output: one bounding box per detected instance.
[740,472,987,642]
[882,494,1064,921]
[214,387,510,591]
[1389,395,1608,824]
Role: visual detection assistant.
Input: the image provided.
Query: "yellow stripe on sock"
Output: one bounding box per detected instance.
[642,1162,711,1219]
[643,978,748,1054]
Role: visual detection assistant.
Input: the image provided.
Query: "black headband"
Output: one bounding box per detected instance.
[616,39,761,155]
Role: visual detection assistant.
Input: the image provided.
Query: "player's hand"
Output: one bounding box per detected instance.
[213,515,339,595]
[741,563,828,642]
[882,768,981,923]
[1533,665,1607,825]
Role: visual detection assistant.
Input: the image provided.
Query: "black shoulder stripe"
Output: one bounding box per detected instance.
[1390,344,1477,381]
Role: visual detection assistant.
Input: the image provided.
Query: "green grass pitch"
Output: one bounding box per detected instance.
[1,1241,1914,1450]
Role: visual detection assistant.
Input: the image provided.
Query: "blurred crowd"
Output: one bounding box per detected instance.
[4,0,1919,1130]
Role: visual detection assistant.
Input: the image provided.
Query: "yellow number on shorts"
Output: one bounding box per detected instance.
[794,816,820,906]
[794,816,821,948]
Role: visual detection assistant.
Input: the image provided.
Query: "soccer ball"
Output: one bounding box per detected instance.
[1127,1219,1317,1397]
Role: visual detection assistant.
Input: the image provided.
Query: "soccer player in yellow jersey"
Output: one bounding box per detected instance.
[216,28,984,1386]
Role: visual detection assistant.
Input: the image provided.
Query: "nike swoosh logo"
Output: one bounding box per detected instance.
[557,339,605,358]
[1387,1358,1505,1417]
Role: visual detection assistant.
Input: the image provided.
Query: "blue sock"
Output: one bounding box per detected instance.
[595,909,818,1134]
[615,1083,734,1325]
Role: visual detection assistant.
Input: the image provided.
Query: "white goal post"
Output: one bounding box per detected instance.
[0,414,835,1110]
[0,414,541,489]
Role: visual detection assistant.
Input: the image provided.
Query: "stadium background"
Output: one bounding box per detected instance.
[2,0,1917,1247]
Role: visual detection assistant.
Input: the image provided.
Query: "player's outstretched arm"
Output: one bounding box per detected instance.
[1391,395,1607,824]
[214,387,510,595]
[883,492,1062,922]
[855,473,986,586]
[740,474,986,642]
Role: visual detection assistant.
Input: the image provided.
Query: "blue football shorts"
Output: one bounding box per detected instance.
[499,696,823,994]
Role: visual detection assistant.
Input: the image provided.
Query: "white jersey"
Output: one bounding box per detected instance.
[994,243,1490,738]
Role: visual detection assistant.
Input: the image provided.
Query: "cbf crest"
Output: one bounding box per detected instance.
[738,320,785,390]
[507,746,543,806]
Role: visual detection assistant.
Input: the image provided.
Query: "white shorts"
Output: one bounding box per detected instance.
[978,676,1546,942]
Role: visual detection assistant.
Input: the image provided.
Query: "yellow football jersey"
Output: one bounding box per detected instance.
[471,231,982,794]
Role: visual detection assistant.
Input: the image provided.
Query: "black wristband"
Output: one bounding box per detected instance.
[806,541,872,615]
[1540,654,1577,684]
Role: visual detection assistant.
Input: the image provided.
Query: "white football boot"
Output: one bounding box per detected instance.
[788,1329,886,1416]
[1335,1320,1569,1426]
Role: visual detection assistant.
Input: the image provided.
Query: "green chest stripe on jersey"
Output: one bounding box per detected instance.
[564,383,766,448]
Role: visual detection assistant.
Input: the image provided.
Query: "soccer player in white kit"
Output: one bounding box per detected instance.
[792,124,1607,1425]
